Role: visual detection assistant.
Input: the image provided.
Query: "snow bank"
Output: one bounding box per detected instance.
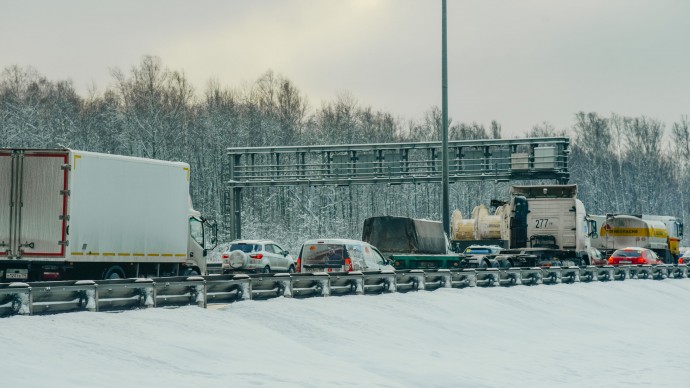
[2,280,690,387]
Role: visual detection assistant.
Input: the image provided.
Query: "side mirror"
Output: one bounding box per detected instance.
[283,250,289,257]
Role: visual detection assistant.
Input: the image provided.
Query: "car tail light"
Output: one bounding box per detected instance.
[680,258,685,264]
[637,257,645,264]
[249,253,263,260]
[608,257,614,264]
[344,257,353,272]
[296,257,302,272]
[221,253,229,260]
[42,272,61,280]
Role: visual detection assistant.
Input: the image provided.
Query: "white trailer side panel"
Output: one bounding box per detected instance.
[0,152,11,257]
[68,151,189,263]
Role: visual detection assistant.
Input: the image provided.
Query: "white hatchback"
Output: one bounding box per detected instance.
[221,240,295,274]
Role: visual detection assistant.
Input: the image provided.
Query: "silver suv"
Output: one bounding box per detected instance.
[221,240,295,274]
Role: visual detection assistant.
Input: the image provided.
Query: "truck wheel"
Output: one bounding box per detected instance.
[182,267,199,277]
[262,266,271,274]
[103,265,126,280]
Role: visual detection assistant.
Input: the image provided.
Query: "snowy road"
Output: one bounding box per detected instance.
[3,279,690,387]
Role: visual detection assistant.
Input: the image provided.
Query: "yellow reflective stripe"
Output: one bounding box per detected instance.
[183,167,190,181]
[74,154,82,170]
[161,254,173,257]
[102,252,116,256]
[71,252,83,256]
[118,253,131,257]
[174,254,186,257]
[147,253,160,257]
[133,253,145,257]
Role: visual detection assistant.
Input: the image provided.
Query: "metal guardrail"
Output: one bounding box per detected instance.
[0,264,687,317]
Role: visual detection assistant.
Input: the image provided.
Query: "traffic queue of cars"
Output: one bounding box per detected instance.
[215,238,393,274]
[212,237,682,275]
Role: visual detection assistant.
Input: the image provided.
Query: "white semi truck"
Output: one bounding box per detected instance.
[0,149,216,282]
[452,184,599,267]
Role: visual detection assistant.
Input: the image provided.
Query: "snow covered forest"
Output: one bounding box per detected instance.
[1,56,688,248]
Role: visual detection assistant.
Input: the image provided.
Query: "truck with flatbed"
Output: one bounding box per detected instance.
[0,148,217,282]
[363,184,598,270]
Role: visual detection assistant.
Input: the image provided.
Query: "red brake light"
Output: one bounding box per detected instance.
[296,257,302,272]
[221,254,229,259]
[679,258,684,264]
[637,257,645,264]
[249,253,263,260]
[344,257,353,272]
[608,257,614,264]
[42,272,61,280]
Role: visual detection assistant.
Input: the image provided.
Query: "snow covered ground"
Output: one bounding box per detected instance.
[3,279,690,387]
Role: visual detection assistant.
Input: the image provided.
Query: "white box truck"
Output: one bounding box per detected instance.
[0,149,216,281]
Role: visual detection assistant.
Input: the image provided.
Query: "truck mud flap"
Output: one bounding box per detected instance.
[328,272,364,296]
[561,266,580,283]
[362,270,396,294]
[670,264,687,279]
[542,267,562,285]
[96,278,154,312]
[498,268,521,286]
[204,274,251,303]
[290,273,330,298]
[153,276,206,308]
[579,266,597,282]
[28,280,98,315]
[520,268,542,286]
[0,282,31,317]
[424,269,451,291]
[476,268,499,287]
[395,270,425,292]
[450,269,477,288]
[249,273,292,300]
[596,266,614,282]
[612,266,629,281]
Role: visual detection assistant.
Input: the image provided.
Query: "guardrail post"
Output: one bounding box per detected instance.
[0,282,31,316]
[187,276,207,308]
[273,273,293,298]
[75,280,97,312]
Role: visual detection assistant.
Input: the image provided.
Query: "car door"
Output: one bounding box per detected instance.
[273,243,289,269]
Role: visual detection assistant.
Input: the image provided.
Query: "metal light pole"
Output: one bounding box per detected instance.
[441,0,450,236]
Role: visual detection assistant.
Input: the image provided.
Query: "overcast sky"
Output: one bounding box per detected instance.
[1,0,688,137]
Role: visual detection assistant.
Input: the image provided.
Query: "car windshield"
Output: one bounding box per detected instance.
[302,243,347,266]
[612,250,642,258]
[230,243,260,253]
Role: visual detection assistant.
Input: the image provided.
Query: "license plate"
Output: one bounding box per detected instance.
[620,260,632,264]
[6,271,28,280]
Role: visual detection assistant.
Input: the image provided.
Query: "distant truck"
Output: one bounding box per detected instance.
[361,216,463,270]
[589,214,683,263]
[452,184,597,266]
[0,149,217,282]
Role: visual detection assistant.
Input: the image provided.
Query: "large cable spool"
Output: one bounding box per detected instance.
[451,209,475,240]
[474,204,503,240]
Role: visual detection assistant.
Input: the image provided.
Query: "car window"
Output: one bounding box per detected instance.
[370,247,387,265]
[347,243,365,264]
[271,244,284,254]
[302,244,346,265]
[230,243,259,253]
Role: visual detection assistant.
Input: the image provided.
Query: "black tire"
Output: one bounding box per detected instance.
[288,265,295,274]
[262,266,271,274]
[103,265,126,280]
[182,267,199,277]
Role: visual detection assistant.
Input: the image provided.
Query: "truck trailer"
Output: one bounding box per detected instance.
[0,149,216,282]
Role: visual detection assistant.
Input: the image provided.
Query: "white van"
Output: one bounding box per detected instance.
[296,239,393,273]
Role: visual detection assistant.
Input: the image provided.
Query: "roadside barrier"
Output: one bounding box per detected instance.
[0,264,687,317]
